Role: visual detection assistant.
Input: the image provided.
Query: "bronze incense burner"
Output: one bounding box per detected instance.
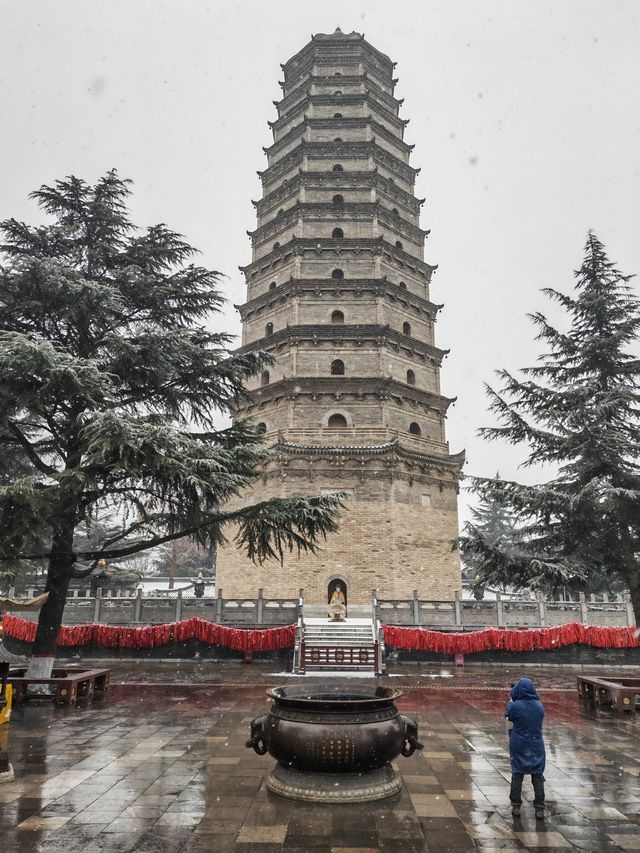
[246,685,423,802]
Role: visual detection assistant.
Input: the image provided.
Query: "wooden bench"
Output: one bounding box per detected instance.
[577,675,640,714]
[8,667,111,706]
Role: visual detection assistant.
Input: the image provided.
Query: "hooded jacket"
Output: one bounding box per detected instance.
[505,678,546,774]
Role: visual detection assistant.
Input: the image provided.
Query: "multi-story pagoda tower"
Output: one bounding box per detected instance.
[217,29,464,604]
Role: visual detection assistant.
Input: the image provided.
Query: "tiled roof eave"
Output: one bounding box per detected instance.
[275,436,465,470]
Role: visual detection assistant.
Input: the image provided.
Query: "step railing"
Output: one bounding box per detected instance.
[372,588,385,675]
[293,588,305,673]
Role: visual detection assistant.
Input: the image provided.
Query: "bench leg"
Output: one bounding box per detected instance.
[56,684,73,705]
[619,694,635,713]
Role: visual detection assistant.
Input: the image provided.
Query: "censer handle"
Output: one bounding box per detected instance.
[245,714,268,755]
[400,715,424,757]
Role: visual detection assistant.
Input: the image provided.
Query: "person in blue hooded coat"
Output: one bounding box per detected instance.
[505,677,546,817]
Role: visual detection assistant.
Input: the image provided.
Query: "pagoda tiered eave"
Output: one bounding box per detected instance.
[234,376,455,416]
[262,117,414,161]
[239,236,435,278]
[235,323,448,366]
[253,172,424,217]
[275,73,401,117]
[281,31,394,79]
[270,94,408,134]
[235,277,442,320]
[247,202,429,245]
[275,434,465,472]
[258,142,420,187]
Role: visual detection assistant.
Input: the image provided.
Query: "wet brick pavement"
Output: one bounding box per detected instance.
[0,662,639,852]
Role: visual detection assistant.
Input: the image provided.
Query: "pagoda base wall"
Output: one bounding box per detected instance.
[216,472,461,604]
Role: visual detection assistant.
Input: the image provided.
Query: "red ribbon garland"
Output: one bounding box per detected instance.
[1,614,296,651]
[383,622,639,653]
[2,614,637,653]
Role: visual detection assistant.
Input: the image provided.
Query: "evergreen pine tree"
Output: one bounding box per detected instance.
[0,172,343,674]
[460,473,517,594]
[460,232,640,622]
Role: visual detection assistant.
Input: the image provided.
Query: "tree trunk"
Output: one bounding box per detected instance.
[618,520,640,628]
[627,565,640,629]
[26,532,75,680]
[169,540,177,590]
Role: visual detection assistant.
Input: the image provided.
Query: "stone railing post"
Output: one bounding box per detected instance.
[371,588,378,623]
[625,595,636,626]
[579,591,588,625]
[176,589,183,622]
[298,588,304,620]
[412,589,420,625]
[216,589,224,623]
[93,587,102,623]
[537,592,546,627]
[257,588,264,625]
[8,587,15,599]
[454,590,462,627]
[495,592,504,627]
[134,587,143,623]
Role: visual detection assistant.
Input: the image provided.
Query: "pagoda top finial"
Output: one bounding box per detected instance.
[334,26,342,33]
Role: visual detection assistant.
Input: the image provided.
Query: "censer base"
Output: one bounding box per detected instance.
[266,761,402,803]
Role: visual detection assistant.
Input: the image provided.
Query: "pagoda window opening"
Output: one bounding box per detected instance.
[260,371,270,387]
[265,322,274,336]
[332,227,344,239]
[333,90,343,95]
[332,164,344,171]
[273,241,280,250]
[395,240,403,249]
[407,369,416,385]
[332,194,344,205]
[409,421,421,436]
[403,321,411,335]
[334,137,343,142]
[328,413,348,429]
[399,281,407,289]
[278,208,284,216]
[334,112,343,118]
[334,71,342,76]
[256,422,267,435]
[331,268,344,279]
[392,207,399,214]
[331,359,345,376]
[269,281,277,290]
[331,309,345,324]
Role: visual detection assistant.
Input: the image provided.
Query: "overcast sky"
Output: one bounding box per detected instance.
[1,0,639,525]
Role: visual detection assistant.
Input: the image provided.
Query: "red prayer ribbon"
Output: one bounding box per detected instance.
[2,615,637,653]
[1,614,296,651]
[382,622,639,653]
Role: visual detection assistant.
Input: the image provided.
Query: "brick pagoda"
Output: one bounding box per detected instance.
[216,29,464,604]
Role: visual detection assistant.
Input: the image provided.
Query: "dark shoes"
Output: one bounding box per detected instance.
[512,804,545,819]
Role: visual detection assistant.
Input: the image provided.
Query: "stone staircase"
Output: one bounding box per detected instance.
[298,613,381,673]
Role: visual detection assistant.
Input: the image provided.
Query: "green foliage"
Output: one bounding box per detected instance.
[460,473,518,591]
[460,233,640,611]
[234,494,344,564]
[0,172,344,583]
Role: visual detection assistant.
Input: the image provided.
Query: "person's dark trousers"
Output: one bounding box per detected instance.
[510,773,545,807]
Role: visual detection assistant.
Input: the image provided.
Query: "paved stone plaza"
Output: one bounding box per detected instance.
[0,663,639,852]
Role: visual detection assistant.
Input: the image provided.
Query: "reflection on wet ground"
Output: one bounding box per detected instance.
[0,663,638,852]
